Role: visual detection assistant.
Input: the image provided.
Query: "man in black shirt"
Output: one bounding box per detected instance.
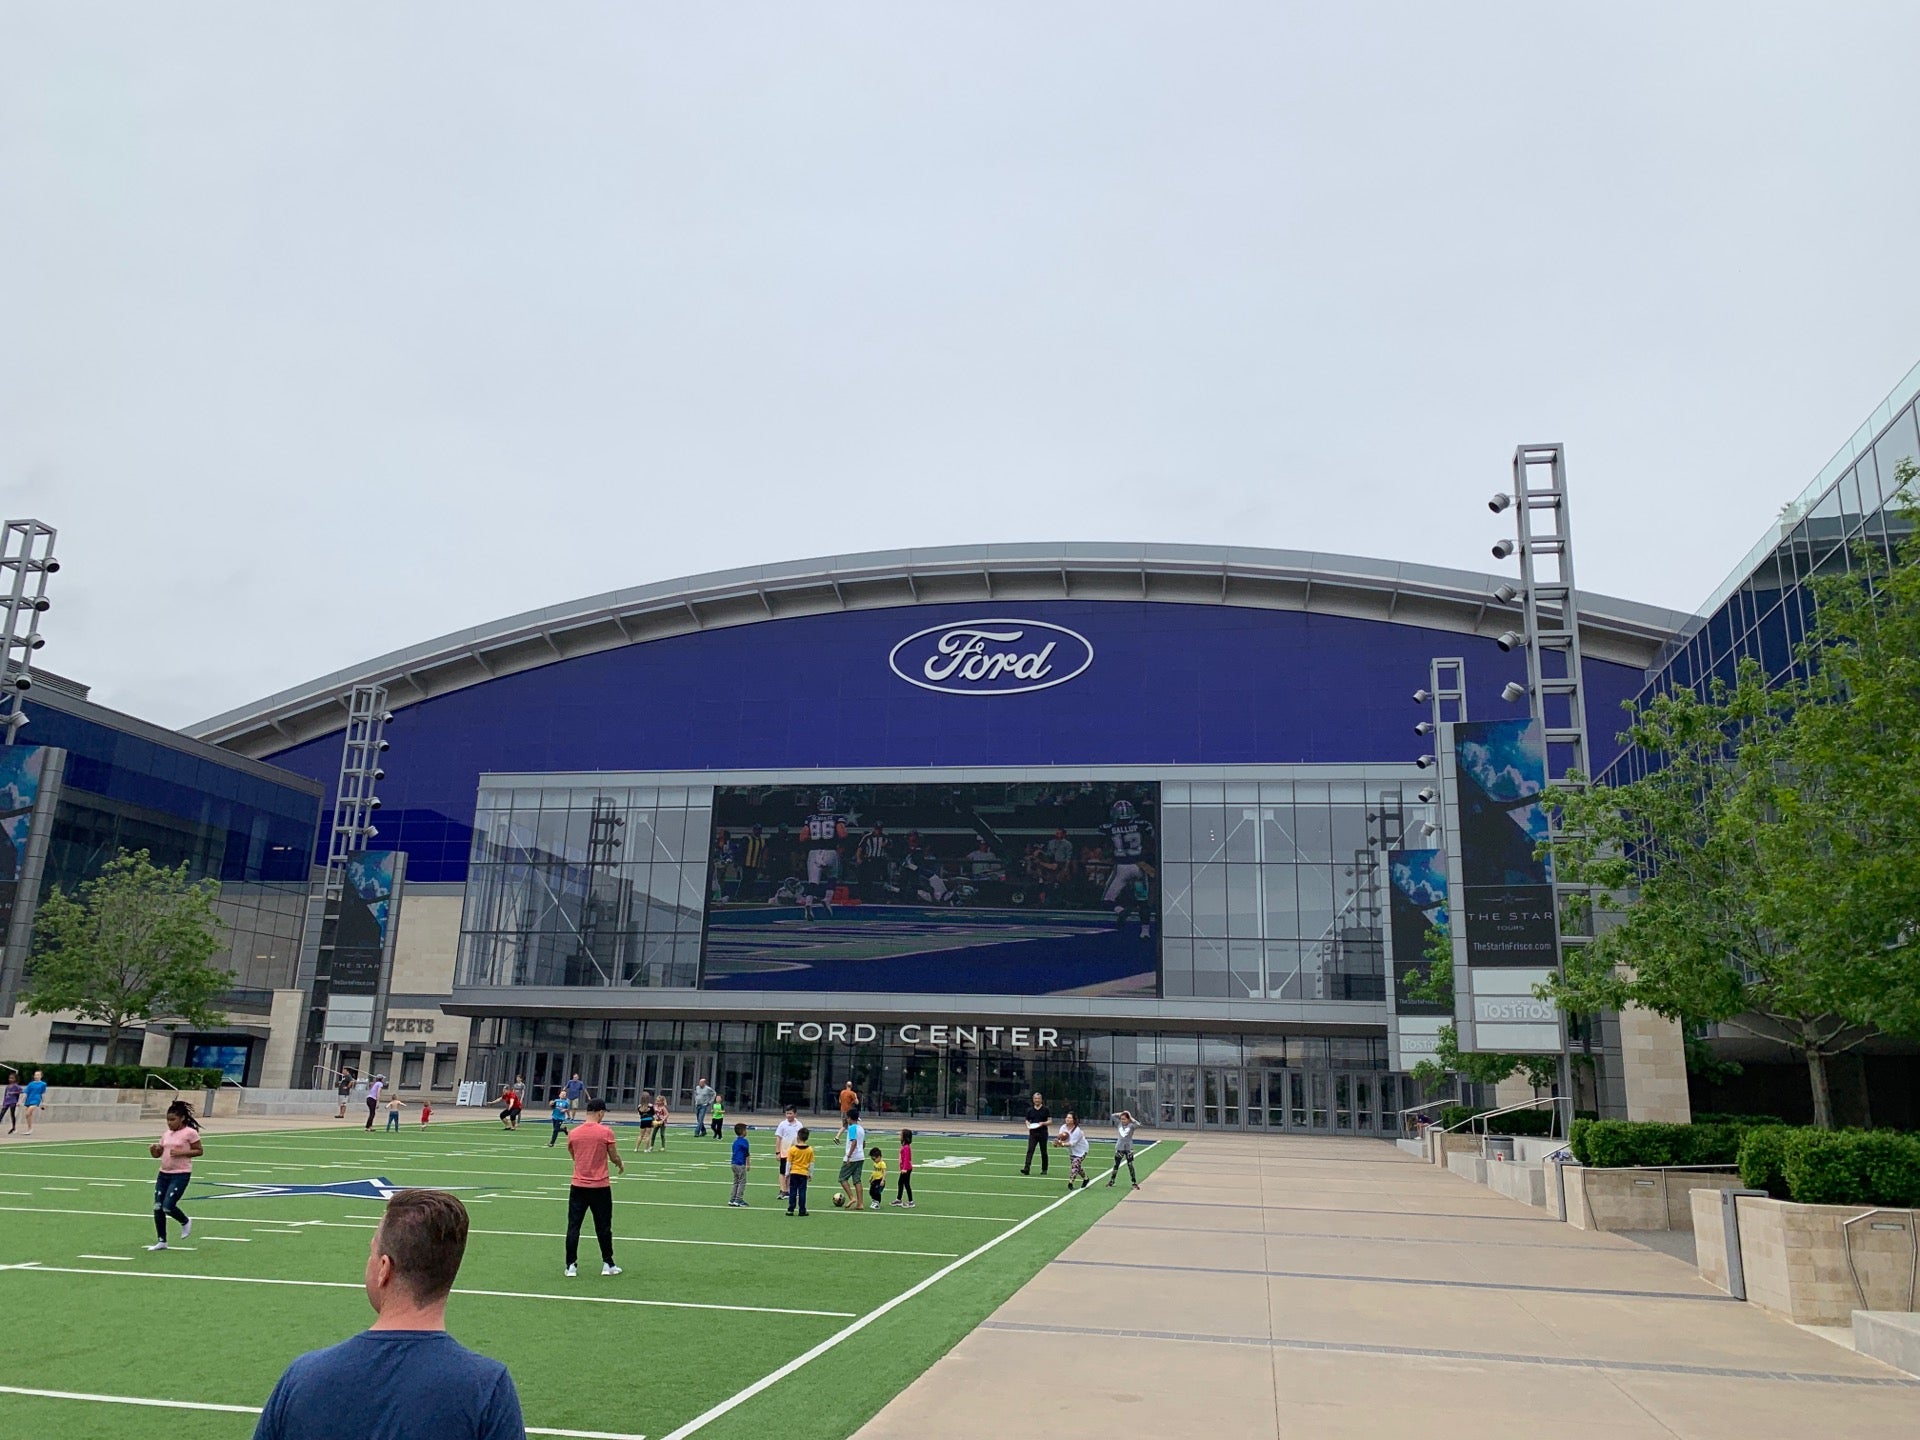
[1021,1092,1051,1176]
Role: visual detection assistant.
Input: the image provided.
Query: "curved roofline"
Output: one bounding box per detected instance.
[189,542,1690,757]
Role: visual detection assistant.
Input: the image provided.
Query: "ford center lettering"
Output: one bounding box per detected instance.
[888,618,1093,696]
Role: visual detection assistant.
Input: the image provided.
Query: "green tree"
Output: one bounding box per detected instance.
[1543,464,1920,1127]
[22,850,231,1063]
[1406,920,1558,1092]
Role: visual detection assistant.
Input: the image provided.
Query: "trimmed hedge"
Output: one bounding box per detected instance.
[1736,1126,1920,1207]
[0,1062,224,1090]
[1693,1112,1787,1128]
[1567,1118,1753,1168]
[1438,1105,1559,1136]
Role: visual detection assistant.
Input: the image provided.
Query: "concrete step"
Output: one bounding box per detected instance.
[1853,1311,1920,1376]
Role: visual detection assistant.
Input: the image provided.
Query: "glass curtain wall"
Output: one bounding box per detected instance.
[1157,779,1429,1000]
[1607,386,1919,785]
[457,786,711,989]
[456,770,1429,1004]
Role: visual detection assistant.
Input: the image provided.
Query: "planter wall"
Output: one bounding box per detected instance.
[1432,1132,1481,1166]
[1709,1194,1920,1325]
[1485,1160,1547,1207]
[1562,1166,1743,1232]
[1446,1151,1489,1185]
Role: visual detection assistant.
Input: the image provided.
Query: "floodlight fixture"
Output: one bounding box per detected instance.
[1421,821,1441,837]
[1501,680,1530,703]
[1415,754,1434,770]
[1492,583,1520,604]
[1489,492,1513,513]
[1413,688,1431,704]
[1491,537,1516,560]
[1414,721,1434,736]
[1495,630,1524,652]
[1416,787,1436,804]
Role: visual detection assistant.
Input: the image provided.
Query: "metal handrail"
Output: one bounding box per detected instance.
[1441,1094,1573,1139]
[142,1073,180,1096]
[1840,1208,1920,1313]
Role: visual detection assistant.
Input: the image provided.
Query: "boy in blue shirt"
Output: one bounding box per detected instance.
[23,1070,47,1136]
[546,1095,570,1147]
[728,1123,751,1207]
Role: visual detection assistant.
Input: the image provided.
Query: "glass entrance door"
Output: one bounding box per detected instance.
[638,1054,715,1114]
[1200,1069,1241,1127]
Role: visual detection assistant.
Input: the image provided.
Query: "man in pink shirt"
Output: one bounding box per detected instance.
[563,1098,624,1278]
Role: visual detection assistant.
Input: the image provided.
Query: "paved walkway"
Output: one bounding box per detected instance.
[854,1131,1920,1439]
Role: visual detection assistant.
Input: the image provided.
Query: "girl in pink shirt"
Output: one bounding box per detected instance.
[147,1100,204,1252]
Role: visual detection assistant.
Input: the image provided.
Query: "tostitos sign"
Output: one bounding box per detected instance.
[888,618,1094,696]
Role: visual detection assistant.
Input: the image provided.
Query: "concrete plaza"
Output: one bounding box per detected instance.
[856,1131,1920,1439]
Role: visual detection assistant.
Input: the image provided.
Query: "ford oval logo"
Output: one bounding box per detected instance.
[888,617,1094,696]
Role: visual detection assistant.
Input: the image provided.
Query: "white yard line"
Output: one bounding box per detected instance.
[0,1261,854,1318]
[659,1177,1097,1440]
[0,1383,647,1439]
[76,1254,131,1260]
[0,1199,957,1258]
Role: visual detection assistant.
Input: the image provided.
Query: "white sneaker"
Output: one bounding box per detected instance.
[602,1263,622,1277]
[564,1263,577,1277]
[181,1219,192,1239]
[147,1241,168,1251]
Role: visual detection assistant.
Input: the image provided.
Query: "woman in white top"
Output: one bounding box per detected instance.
[1107,1110,1141,1189]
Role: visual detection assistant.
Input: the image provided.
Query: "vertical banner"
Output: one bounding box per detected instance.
[330,850,398,996]
[1383,847,1449,1070]
[1443,717,1562,1054]
[0,744,48,941]
[322,850,405,1044]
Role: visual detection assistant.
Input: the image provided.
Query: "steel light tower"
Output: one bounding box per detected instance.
[0,520,57,742]
[305,684,394,1084]
[1491,444,1597,1111]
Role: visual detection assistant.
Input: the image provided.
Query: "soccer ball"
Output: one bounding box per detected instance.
[831,1191,847,1208]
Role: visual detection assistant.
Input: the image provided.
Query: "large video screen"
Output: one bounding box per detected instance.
[701,780,1160,996]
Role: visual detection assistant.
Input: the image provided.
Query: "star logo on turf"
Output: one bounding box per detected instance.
[201,1176,477,1201]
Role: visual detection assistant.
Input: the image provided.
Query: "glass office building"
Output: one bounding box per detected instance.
[1606,361,1920,781]
[0,681,324,1079]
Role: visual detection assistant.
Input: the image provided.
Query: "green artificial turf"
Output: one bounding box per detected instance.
[0,1116,1176,1439]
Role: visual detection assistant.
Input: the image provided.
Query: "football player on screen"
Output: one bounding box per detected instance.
[1100,798,1156,938]
[800,792,847,918]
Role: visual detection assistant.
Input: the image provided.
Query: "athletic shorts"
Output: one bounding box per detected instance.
[838,1160,861,1184]
[778,1156,789,1175]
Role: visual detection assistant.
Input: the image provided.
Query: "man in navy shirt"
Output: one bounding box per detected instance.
[253,1188,523,1440]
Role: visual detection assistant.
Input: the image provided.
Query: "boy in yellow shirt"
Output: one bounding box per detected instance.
[867,1146,886,1210]
[785,1128,816,1217]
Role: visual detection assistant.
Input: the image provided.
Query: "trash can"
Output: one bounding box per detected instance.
[1484,1135,1517,1161]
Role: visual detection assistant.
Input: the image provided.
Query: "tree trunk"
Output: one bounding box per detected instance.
[1804,1043,1835,1129]
[105,1017,124,1068]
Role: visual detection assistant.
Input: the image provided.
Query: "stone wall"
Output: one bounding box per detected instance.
[1729,1197,1920,1325]
[1563,1166,1743,1232]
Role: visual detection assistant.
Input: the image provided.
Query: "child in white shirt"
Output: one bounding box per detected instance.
[1054,1113,1091,1190]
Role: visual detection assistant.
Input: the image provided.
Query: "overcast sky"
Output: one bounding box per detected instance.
[3,5,1917,729]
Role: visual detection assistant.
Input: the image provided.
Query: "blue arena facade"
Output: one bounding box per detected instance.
[191,546,1688,1128]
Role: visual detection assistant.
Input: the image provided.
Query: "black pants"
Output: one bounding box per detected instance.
[154,1171,190,1241]
[1109,1148,1138,1184]
[1023,1130,1049,1173]
[0,1102,15,1132]
[787,1175,810,1215]
[565,1185,615,1267]
[896,1171,914,1202]
[365,1098,378,1130]
[549,1118,567,1145]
